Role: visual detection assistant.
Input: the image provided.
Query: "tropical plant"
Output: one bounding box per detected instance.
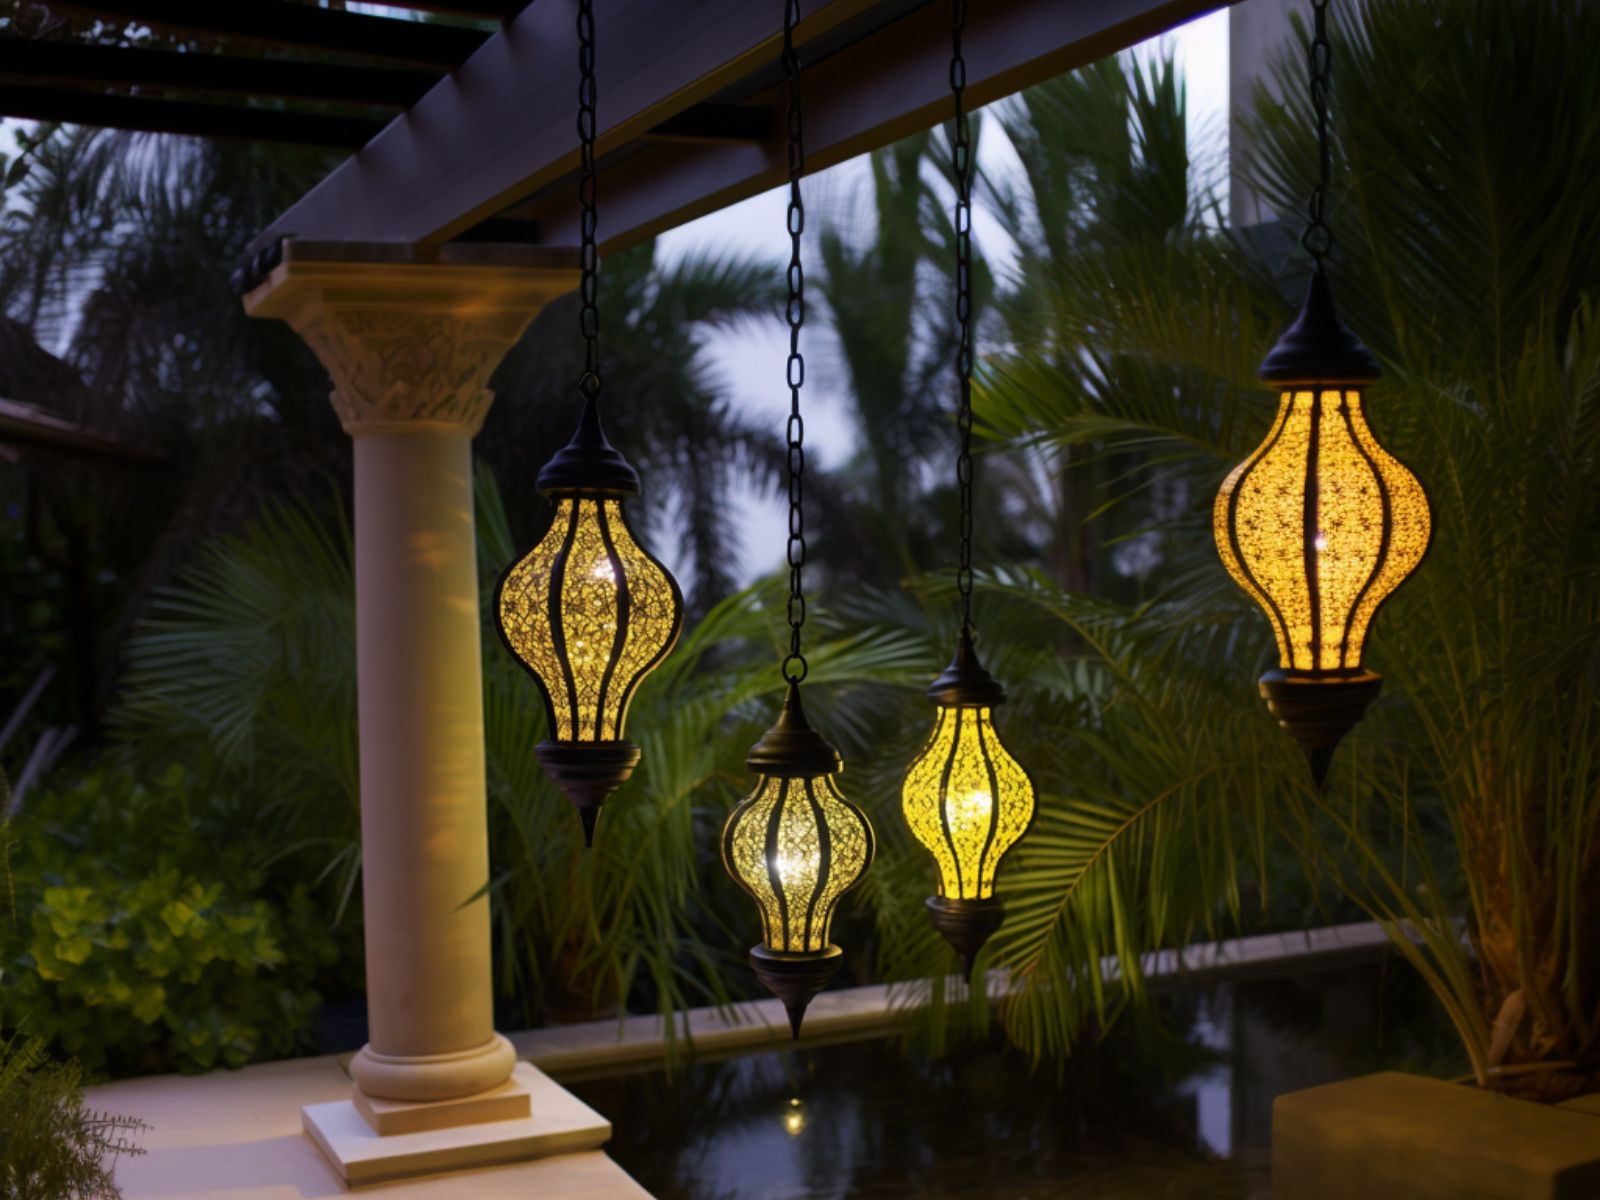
[0,761,338,1075]
[113,468,927,1044]
[0,1031,145,1200]
[939,0,1600,1097]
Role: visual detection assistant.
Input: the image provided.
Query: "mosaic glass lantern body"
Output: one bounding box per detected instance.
[1214,271,1430,783]
[720,685,874,1036]
[902,704,1034,904]
[899,630,1034,971]
[495,400,684,843]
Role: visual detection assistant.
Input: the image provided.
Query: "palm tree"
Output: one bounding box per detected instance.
[953,0,1600,1097]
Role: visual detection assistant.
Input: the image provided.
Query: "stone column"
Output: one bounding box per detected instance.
[244,242,591,1180]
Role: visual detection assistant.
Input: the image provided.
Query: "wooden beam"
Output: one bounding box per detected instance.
[250,0,1223,253]
[353,0,524,19]
[0,39,435,107]
[643,103,774,144]
[0,84,384,147]
[529,0,1229,254]
[49,1,489,70]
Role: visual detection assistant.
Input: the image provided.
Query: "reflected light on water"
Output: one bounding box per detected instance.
[782,1097,806,1138]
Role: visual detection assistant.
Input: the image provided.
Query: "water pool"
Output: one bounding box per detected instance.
[568,960,1457,1199]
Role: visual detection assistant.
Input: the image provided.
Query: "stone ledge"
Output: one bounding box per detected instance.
[1273,1070,1600,1200]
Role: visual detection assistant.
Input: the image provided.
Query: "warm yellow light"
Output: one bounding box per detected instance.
[497,497,683,742]
[1215,388,1429,674]
[901,705,1034,901]
[721,773,874,954]
[783,1097,806,1137]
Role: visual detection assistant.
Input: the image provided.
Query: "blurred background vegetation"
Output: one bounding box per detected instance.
[2,0,1597,1110]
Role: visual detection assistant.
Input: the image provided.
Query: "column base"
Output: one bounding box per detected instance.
[349,1032,517,1102]
[353,1074,530,1137]
[303,1062,610,1187]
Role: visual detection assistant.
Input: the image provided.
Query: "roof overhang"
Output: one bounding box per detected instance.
[248,0,1224,257]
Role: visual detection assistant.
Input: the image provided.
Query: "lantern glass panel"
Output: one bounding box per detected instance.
[1214,388,1429,674]
[497,497,682,741]
[722,773,874,954]
[902,705,1034,901]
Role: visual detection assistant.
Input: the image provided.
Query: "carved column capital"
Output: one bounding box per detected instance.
[243,240,579,436]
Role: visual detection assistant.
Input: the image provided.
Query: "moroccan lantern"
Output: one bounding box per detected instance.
[1213,0,1428,785]
[722,685,875,1039]
[901,629,1035,974]
[720,0,874,1039]
[494,0,684,844]
[495,398,684,845]
[1215,270,1429,784]
[898,0,1036,974]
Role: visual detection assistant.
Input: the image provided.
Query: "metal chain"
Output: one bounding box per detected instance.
[950,0,975,634]
[576,0,601,399]
[780,0,808,685]
[1301,0,1334,266]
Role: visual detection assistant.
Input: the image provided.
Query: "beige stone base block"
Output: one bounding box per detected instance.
[304,1063,609,1188]
[354,1074,531,1136]
[1273,1071,1600,1200]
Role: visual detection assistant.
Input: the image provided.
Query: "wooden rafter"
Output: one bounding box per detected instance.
[0,39,434,107]
[46,0,489,69]
[0,83,384,146]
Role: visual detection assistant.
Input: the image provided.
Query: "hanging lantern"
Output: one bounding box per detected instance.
[722,686,874,1039]
[901,630,1035,974]
[493,0,684,845]
[898,0,1036,974]
[721,0,873,1039]
[495,399,684,845]
[1215,271,1428,784]
[1213,0,1429,786]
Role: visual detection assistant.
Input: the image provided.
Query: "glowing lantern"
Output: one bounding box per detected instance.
[1215,269,1430,784]
[721,685,874,1038]
[901,630,1035,972]
[495,398,684,844]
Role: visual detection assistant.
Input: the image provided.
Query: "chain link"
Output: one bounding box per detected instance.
[576,0,601,398]
[950,0,975,634]
[780,0,808,685]
[1301,0,1334,265]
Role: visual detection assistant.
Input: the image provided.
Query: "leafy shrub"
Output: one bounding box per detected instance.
[0,1031,144,1200]
[1,762,338,1075]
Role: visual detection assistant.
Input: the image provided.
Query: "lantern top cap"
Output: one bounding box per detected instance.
[927,626,1007,708]
[746,683,843,778]
[537,393,642,497]
[1259,268,1381,386]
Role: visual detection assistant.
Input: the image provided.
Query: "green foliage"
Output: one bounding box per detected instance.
[0,1031,145,1200]
[944,0,1600,1088]
[1,763,337,1075]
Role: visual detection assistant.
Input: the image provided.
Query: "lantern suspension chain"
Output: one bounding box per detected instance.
[950,0,975,634]
[781,0,809,685]
[1302,0,1334,268]
[576,0,601,399]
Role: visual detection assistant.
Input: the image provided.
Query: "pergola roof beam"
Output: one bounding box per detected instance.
[0,83,383,147]
[0,39,435,107]
[643,103,774,144]
[47,0,489,69]
[249,0,1223,253]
